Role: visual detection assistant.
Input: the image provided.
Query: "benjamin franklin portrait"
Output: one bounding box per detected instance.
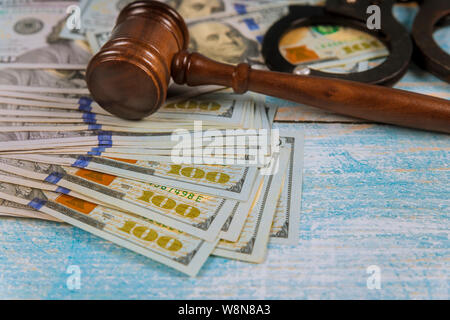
[188,21,259,65]
[167,0,225,20]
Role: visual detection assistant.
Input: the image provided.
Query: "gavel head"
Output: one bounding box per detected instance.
[86,1,189,120]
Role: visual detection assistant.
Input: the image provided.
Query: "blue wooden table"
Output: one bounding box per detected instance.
[0,4,448,299]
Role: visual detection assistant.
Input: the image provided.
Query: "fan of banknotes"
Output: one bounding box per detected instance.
[0,0,386,276]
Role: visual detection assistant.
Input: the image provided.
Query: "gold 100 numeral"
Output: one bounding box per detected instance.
[342,40,381,55]
[118,220,183,251]
[167,165,230,184]
[164,101,221,111]
[137,190,201,218]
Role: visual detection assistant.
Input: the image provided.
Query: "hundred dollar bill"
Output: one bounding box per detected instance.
[0,90,89,105]
[0,169,126,211]
[158,92,250,124]
[252,93,277,126]
[166,0,296,23]
[0,181,215,276]
[0,118,260,133]
[0,86,235,119]
[0,184,61,221]
[0,162,278,243]
[3,154,260,201]
[266,104,277,126]
[306,51,385,73]
[0,63,87,70]
[0,154,257,206]
[0,129,131,151]
[278,25,388,71]
[0,116,96,124]
[0,96,111,116]
[1,148,262,167]
[0,123,178,134]
[1,141,264,163]
[59,0,134,40]
[0,188,62,221]
[0,95,107,114]
[3,155,258,201]
[0,157,237,241]
[213,147,288,262]
[0,96,255,130]
[0,116,267,135]
[68,0,275,42]
[81,0,295,46]
[0,127,268,155]
[186,4,387,73]
[0,199,33,216]
[0,205,62,222]
[0,68,221,100]
[0,168,247,229]
[0,90,255,122]
[0,151,262,167]
[218,132,303,243]
[0,85,89,95]
[0,67,89,94]
[318,59,374,74]
[0,122,265,146]
[184,1,324,66]
[86,3,287,65]
[0,167,153,219]
[187,4,289,66]
[0,116,154,129]
[0,2,76,61]
[0,3,91,68]
[0,121,262,134]
[219,175,264,241]
[0,105,215,129]
[269,133,303,244]
[0,130,267,163]
[86,29,109,53]
[0,84,89,96]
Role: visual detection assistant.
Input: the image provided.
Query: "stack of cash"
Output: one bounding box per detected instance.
[0,0,308,276]
[0,0,386,276]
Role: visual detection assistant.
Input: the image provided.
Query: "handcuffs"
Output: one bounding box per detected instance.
[262,0,450,86]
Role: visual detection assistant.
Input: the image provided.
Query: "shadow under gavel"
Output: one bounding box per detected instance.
[86,0,450,133]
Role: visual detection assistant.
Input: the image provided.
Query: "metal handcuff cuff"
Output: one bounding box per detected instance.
[412,0,450,83]
[262,0,450,86]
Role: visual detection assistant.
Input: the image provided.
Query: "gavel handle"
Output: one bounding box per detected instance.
[172,51,450,134]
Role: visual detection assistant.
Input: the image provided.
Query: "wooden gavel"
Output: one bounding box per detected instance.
[86,0,450,133]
